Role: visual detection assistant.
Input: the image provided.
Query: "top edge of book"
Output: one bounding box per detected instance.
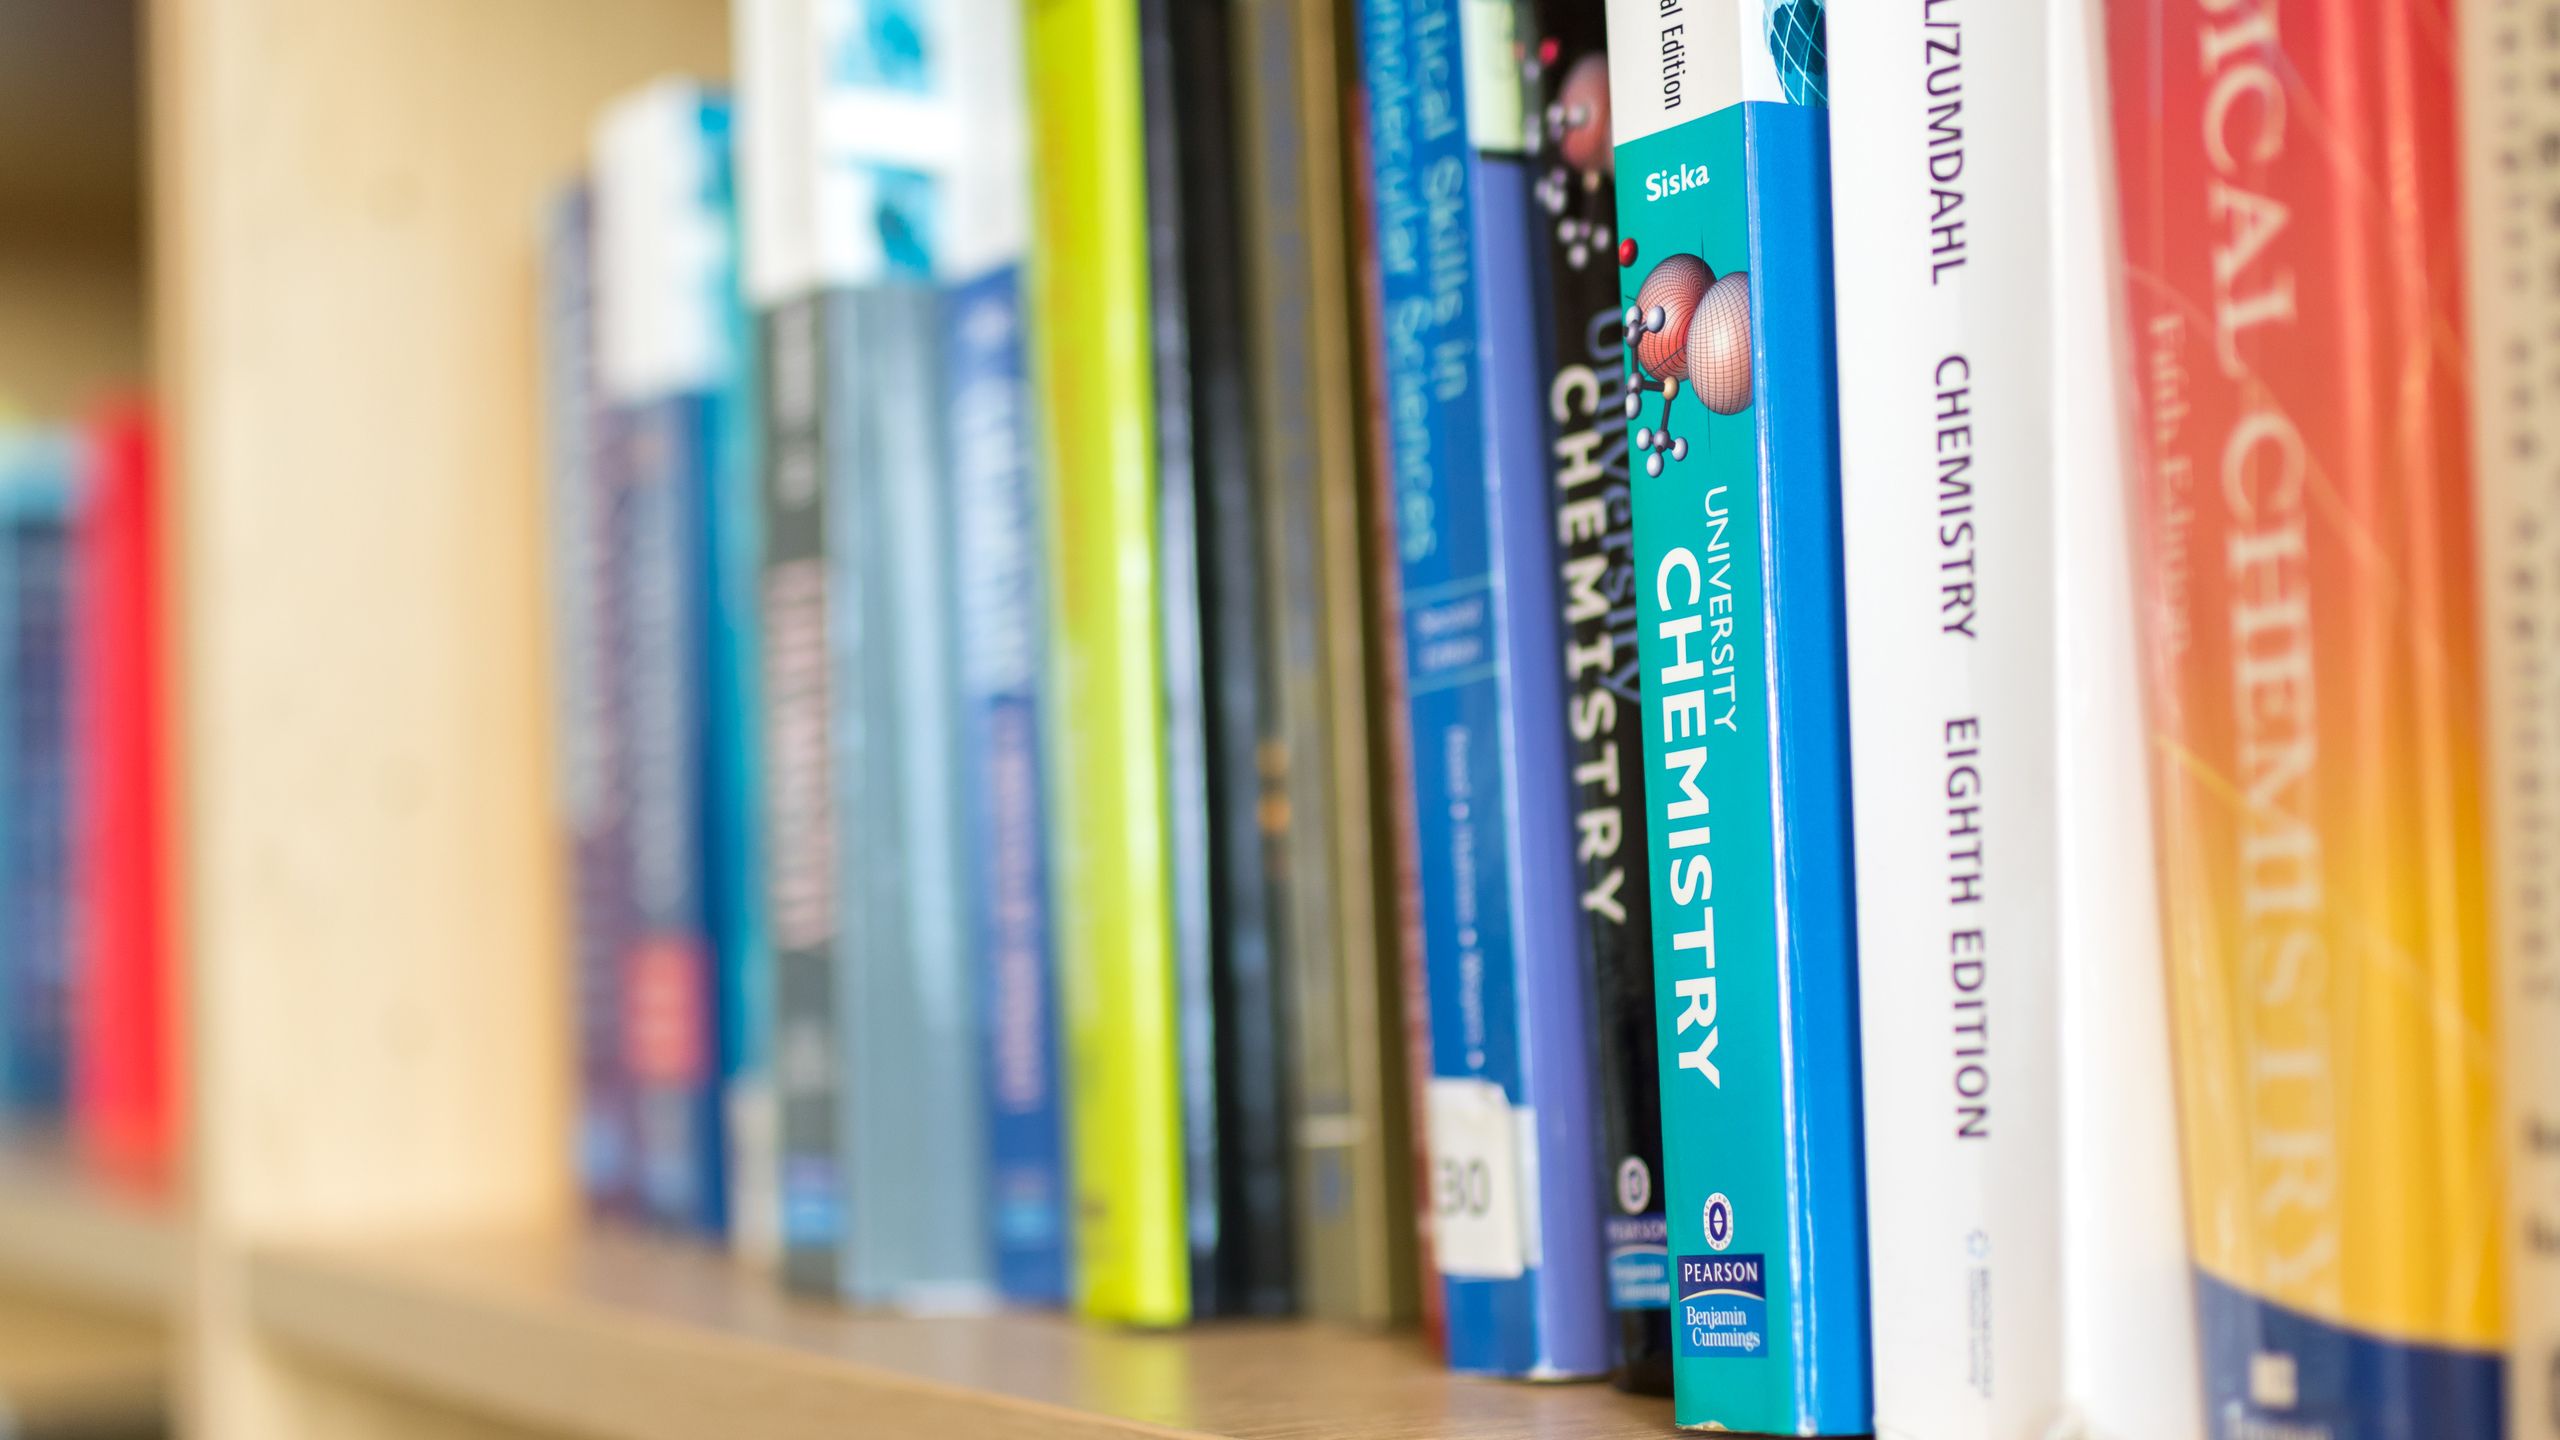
[1602,0,1825,148]
[734,0,1031,301]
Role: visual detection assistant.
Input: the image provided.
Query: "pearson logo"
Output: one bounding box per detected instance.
[1644,162,1711,202]
[1676,1253,1768,1359]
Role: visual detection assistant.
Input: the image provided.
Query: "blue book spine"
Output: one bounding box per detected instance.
[948,263,1069,1306]
[1356,0,1609,1379]
[620,388,725,1237]
[543,184,635,1213]
[594,83,745,1237]
[700,110,774,1263]
[0,445,74,1118]
[1602,14,1874,1421]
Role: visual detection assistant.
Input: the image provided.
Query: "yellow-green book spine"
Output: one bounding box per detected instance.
[1024,0,1190,1327]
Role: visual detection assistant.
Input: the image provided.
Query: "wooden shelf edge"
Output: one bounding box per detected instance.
[0,1138,185,1319]
[243,1229,1673,1440]
[0,1294,166,1434]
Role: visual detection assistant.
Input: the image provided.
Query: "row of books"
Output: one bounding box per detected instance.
[540,0,2560,1436]
[0,410,178,1188]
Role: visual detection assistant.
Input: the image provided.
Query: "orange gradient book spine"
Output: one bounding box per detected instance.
[2103,0,2504,1432]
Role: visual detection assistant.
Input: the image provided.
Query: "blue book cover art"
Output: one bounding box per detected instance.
[592,82,750,1237]
[947,263,1069,1306]
[542,182,637,1213]
[1603,6,1873,1425]
[0,439,76,1119]
[1356,0,1609,1379]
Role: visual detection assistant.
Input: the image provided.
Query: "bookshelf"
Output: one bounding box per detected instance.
[0,1146,173,1435]
[0,1142,182,1319]
[247,1229,1673,1440]
[0,1145,1671,1440]
[0,3,1701,1437]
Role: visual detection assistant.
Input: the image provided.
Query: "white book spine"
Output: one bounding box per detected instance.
[735,0,817,306]
[2462,0,2560,1432]
[2047,0,2202,1434]
[1829,0,2063,1434]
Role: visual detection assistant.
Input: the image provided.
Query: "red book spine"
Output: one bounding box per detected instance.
[72,402,176,1188]
[2103,0,2501,1430]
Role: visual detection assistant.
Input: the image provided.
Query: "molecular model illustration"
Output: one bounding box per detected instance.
[1528,46,1613,271]
[1620,245,1754,476]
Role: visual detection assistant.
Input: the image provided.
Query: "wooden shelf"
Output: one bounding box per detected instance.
[247,1227,1672,1440]
[0,1295,165,1436]
[0,1138,183,1319]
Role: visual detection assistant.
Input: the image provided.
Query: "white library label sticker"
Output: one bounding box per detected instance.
[1426,1077,1528,1279]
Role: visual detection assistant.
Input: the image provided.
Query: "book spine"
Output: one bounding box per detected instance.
[1827,0,2065,1431]
[1601,1,1873,1428]
[2101,0,2503,1432]
[1025,0,1191,1328]
[72,403,176,1186]
[2466,0,2560,1430]
[1233,0,1350,1323]
[0,453,73,1117]
[757,292,840,1293]
[623,388,723,1235]
[1521,0,1673,1393]
[735,0,837,1299]
[828,282,992,1308]
[0,465,17,1117]
[1342,35,1441,1342]
[701,124,776,1269]
[595,85,741,1238]
[1141,0,1296,1320]
[1235,0,1418,1329]
[1356,0,1608,1379]
[543,184,636,1216]
[2047,0,2203,1433]
[950,261,1070,1307]
[1313,0,1424,1332]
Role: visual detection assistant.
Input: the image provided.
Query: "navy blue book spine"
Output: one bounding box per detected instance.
[948,264,1070,1305]
[1354,0,1609,1379]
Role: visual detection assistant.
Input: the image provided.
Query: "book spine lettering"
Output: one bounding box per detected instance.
[1602,0,1873,1427]
[1356,0,1608,1378]
[2102,0,2504,1430]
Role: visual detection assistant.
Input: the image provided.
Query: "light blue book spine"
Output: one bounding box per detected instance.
[1355,0,1609,1379]
[0,438,75,1118]
[813,0,991,1307]
[948,262,1068,1306]
[825,282,989,1306]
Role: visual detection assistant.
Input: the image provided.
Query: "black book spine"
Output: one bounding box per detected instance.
[1140,0,1298,1318]
[1521,0,1673,1393]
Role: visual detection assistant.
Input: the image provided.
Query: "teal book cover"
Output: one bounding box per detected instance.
[1599,0,1873,1431]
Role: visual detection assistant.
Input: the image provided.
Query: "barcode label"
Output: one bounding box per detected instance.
[1427,1077,1528,1279]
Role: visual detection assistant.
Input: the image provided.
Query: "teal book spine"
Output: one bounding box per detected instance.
[1600,0,1873,1431]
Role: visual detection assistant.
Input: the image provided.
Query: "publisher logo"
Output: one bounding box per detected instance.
[1703,1192,1735,1251]
[1616,1156,1652,1214]
[1675,1253,1768,1358]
